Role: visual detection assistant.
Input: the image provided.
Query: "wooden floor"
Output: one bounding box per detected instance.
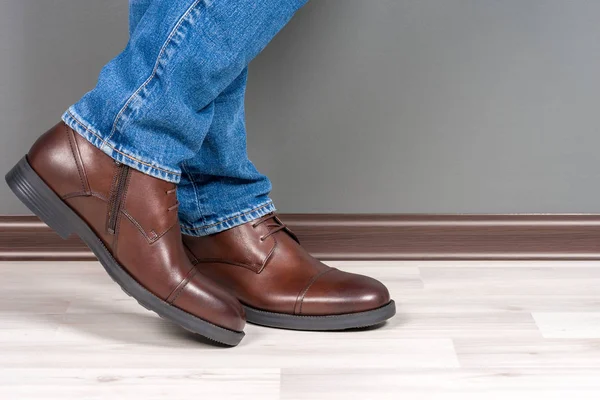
[1,260,600,399]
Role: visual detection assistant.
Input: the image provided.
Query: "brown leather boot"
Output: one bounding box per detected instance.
[6,122,245,345]
[182,213,395,330]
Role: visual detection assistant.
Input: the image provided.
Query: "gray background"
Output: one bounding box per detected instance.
[2,0,600,214]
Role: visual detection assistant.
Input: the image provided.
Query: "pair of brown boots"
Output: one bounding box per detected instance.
[6,123,395,346]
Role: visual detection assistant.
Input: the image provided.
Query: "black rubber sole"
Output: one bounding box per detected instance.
[243,300,396,331]
[6,156,244,347]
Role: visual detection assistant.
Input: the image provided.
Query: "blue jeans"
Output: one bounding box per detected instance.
[62,0,307,236]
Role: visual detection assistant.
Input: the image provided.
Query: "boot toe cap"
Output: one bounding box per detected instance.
[298,269,391,316]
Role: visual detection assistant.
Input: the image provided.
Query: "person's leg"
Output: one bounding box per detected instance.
[87,0,393,331]
[63,0,308,183]
[7,0,309,345]
[176,10,395,331]
[178,68,274,236]
[129,0,154,37]
[127,0,271,235]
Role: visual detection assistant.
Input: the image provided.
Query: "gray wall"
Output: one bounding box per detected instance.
[2,0,600,214]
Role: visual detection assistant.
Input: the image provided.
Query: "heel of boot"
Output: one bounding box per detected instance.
[6,157,74,239]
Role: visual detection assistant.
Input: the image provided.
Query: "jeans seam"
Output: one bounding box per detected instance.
[181,201,274,231]
[104,0,202,146]
[66,110,181,176]
[181,161,207,227]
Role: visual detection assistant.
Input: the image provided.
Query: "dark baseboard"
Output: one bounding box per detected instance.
[2,214,600,261]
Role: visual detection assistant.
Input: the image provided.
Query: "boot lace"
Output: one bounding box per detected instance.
[166,188,179,212]
[252,213,288,242]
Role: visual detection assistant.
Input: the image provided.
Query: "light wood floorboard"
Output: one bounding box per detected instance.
[1,261,600,399]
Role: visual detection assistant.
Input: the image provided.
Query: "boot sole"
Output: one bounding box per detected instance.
[243,300,396,331]
[6,156,244,347]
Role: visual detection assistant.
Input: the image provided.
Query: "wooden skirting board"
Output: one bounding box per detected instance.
[1,214,600,261]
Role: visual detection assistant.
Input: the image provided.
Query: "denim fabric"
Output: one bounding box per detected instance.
[177,68,276,236]
[63,0,306,235]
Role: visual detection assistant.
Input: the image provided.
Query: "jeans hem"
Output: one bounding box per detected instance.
[180,200,276,237]
[62,108,181,183]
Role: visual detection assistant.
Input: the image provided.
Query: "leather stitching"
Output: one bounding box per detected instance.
[62,191,107,201]
[65,125,86,193]
[184,236,274,274]
[257,236,276,274]
[295,268,336,315]
[121,209,177,244]
[192,258,263,274]
[184,230,276,275]
[68,126,91,194]
[166,266,199,304]
[182,241,199,264]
